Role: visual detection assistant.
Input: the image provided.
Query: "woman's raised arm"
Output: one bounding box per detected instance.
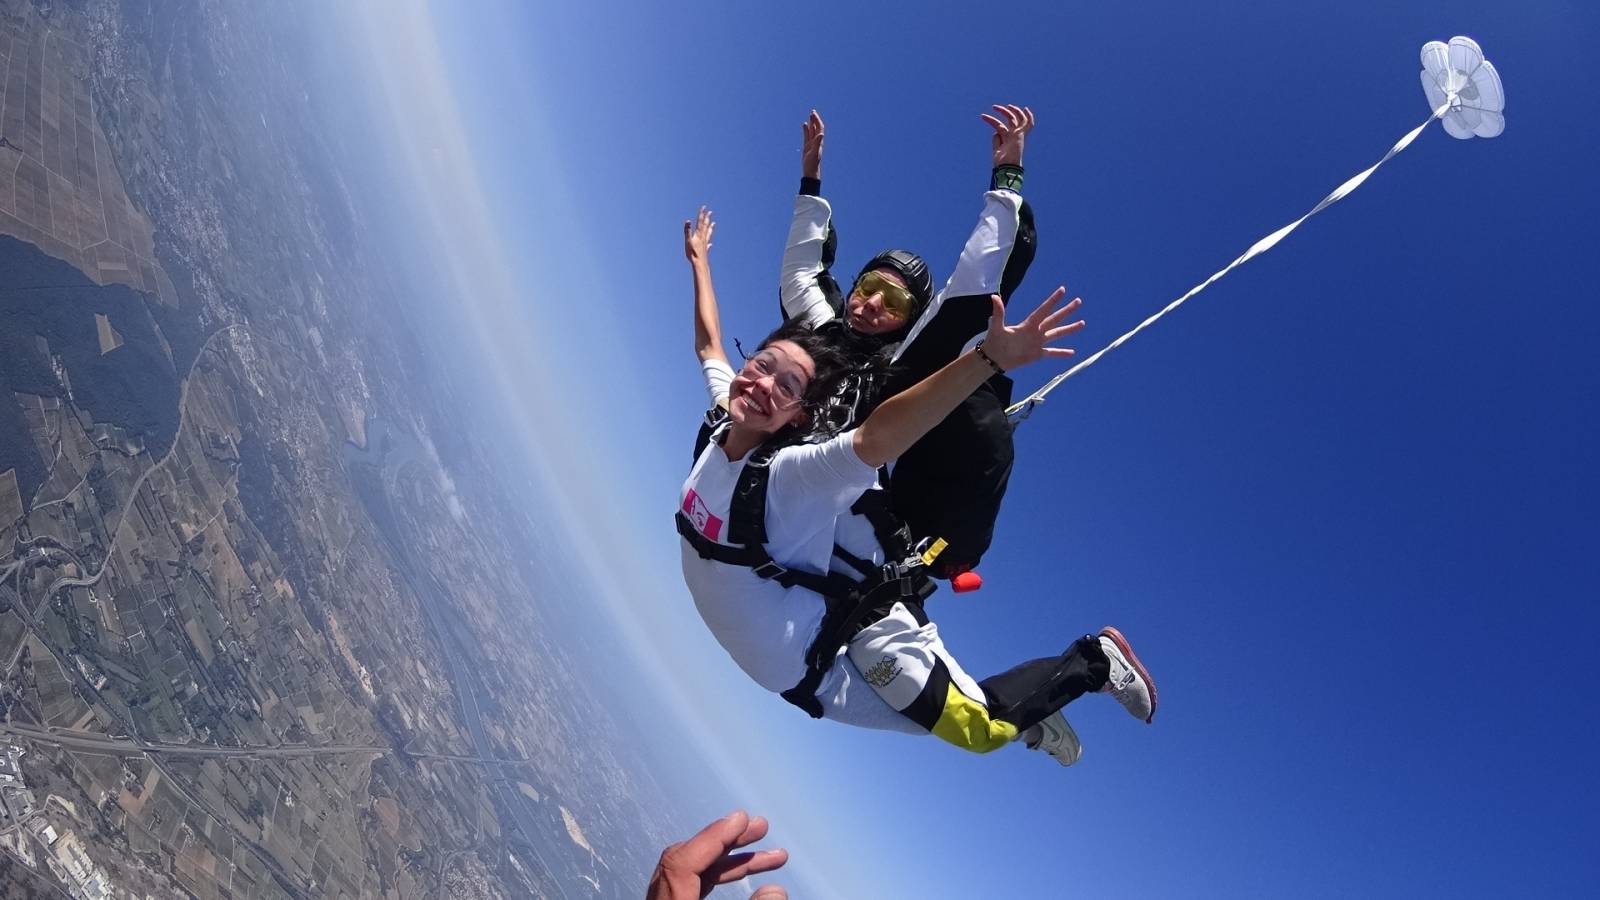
[684,206,728,366]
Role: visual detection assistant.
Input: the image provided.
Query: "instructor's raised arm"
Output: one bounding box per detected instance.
[780,110,839,327]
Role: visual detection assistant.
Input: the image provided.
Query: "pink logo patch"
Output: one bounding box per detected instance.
[682,489,723,541]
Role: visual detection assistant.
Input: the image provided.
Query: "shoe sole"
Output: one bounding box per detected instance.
[1100,626,1158,724]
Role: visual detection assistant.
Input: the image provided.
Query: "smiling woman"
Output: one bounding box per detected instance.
[724,343,816,424]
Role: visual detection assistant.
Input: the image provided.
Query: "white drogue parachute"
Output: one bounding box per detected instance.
[1009,36,1506,421]
[1421,36,1506,139]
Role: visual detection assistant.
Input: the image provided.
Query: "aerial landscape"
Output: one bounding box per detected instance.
[0,1,679,897]
[1,1,1595,899]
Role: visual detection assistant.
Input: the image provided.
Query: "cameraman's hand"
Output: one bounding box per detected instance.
[646,811,788,900]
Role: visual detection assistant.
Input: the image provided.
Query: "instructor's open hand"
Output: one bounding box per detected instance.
[646,811,789,900]
[979,288,1084,372]
[801,110,825,181]
[981,104,1034,169]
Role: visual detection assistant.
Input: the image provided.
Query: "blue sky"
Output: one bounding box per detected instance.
[327,2,1597,897]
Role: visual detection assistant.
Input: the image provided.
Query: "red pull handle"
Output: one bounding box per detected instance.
[951,572,984,593]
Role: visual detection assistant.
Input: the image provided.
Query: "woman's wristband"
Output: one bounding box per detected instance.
[974,341,1006,375]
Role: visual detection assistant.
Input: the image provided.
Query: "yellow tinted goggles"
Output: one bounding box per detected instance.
[852,270,916,319]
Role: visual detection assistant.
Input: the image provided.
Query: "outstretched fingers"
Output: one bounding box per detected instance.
[661,811,752,874]
[1019,286,1067,329]
[802,110,824,143]
[1045,320,1085,340]
[801,110,825,179]
[673,812,786,879]
[702,815,786,886]
[1038,294,1084,341]
[1040,293,1083,356]
[985,105,1035,143]
[1040,295,1082,329]
[650,812,788,900]
[994,103,1032,130]
[705,847,790,886]
[982,288,1086,369]
[685,206,714,255]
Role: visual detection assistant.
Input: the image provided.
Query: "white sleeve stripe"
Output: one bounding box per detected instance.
[779,195,839,326]
[893,190,1021,363]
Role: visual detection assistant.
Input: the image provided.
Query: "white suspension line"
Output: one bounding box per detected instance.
[1008,103,1451,422]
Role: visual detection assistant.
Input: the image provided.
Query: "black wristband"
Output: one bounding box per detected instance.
[799,176,822,197]
[991,164,1024,193]
[974,341,1006,375]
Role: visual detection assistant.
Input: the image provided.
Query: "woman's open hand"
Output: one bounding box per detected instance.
[683,206,715,264]
[979,288,1083,372]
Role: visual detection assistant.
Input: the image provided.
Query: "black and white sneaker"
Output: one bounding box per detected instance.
[1099,626,1158,724]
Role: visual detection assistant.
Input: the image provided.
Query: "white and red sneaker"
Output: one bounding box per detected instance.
[1099,626,1158,724]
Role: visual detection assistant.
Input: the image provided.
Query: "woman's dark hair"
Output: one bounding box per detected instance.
[755,319,852,444]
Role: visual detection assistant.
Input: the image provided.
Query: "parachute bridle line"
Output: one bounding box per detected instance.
[1008,102,1453,423]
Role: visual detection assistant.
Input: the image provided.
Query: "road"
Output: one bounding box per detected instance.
[0,721,535,766]
[0,323,314,899]
[26,323,247,601]
[4,339,562,897]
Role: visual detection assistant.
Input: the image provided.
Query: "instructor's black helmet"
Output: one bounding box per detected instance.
[853,249,934,339]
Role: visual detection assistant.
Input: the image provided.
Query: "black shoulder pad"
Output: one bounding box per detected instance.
[693,407,729,461]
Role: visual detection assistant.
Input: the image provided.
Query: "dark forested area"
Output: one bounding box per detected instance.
[0,235,199,501]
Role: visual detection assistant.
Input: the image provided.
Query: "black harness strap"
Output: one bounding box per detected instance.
[677,513,856,597]
[727,443,780,546]
[779,557,937,717]
[829,543,877,579]
[850,488,921,560]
